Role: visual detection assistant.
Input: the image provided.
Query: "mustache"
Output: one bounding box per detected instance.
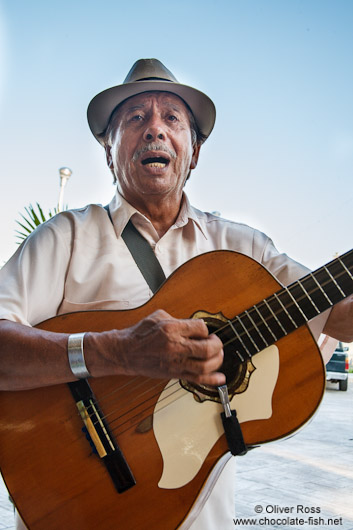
[132,143,177,162]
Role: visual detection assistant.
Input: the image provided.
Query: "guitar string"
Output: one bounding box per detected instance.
[83,266,353,432]
[84,314,242,432]
[88,259,353,410]
[112,387,201,438]
[79,375,150,416]
[87,381,217,439]
[81,261,353,431]
[84,365,183,416]
[211,264,353,354]
[82,382,188,439]
[85,278,312,421]
[88,379,181,427]
[105,383,185,434]
[214,263,352,340]
[84,318,237,429]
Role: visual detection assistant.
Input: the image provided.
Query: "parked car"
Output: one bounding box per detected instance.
[326,342,349,391]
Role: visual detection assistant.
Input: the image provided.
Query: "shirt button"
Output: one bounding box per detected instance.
[155,245,163,255]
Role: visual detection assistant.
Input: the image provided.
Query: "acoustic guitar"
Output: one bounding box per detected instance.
[1,249,352,529]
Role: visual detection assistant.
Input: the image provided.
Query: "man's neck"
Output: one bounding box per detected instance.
[120,190,184,238]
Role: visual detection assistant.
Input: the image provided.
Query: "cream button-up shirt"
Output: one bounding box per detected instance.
[0,192,327,330]
[0,191,332,530]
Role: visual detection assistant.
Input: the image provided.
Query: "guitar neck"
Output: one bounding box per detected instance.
[220,249,353,360]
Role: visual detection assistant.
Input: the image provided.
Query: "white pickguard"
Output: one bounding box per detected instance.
[153,345,279,489]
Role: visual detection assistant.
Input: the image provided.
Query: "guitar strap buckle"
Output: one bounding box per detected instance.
[218,385,248,456]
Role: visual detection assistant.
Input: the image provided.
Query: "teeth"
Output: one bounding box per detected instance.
[146,162,166,168]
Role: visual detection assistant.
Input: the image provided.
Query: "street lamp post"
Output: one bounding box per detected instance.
[58,167,72,212]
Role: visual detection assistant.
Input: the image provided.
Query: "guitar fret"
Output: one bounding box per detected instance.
[273,293,298,329]
[221,249,353,363]
[264,295,296,334]
[313,267,345,305]
[336,257,353,295]
[325,251,353,301]
[302,273,335,314]
[240,311,269,350]
[338,257,353,279]
[218,249,353,366]
[309,272,333,306]
[282,286,307,324]
[253,305,278,342]
[263,299,287,335]
[246,305,277,346]
[244,309,269,348]
[235,315,259,354]
[225,319,249,361]
[296,279,321,315]
[323,265,346,297]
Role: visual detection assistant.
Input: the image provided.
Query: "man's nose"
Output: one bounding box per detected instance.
[143,117,166,142]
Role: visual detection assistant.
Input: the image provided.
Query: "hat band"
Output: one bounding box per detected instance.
[133,77,174,83]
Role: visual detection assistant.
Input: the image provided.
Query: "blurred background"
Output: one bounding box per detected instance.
[0,0,352,270]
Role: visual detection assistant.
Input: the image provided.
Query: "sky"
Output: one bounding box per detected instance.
[0,0,352,271]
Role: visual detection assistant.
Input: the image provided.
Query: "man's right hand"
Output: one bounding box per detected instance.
[86,310,226,386]
[0,311,225,392]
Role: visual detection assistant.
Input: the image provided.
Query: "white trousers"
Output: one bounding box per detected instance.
[187,456,236,530]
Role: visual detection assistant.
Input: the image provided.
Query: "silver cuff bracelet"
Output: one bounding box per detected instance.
[68,332,91,379]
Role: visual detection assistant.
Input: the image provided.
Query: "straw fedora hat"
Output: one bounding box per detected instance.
[87,58,216,144]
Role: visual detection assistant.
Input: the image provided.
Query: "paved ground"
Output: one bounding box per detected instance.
[1,375,352,529]
[234,374,353,530]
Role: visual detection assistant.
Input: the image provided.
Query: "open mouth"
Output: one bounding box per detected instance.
[141,156,170,168]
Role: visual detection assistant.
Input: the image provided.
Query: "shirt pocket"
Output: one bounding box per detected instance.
[58,298,130,315]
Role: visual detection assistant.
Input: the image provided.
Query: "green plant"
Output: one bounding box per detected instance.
[15,203,58,244]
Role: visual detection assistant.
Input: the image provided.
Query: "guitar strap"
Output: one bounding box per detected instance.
[104,204,247,456]
[104,205,166,293]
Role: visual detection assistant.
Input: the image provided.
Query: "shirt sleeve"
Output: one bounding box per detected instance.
[0,219,71,326]
[259,236,309,285]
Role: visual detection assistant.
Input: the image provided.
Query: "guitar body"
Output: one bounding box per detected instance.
[0,251,325,529]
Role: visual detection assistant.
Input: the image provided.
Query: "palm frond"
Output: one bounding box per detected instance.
[15,202,64,244]
[17,212,36,232]
[15,219,36,234]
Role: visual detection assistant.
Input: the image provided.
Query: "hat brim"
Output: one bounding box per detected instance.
[87,80,216,144]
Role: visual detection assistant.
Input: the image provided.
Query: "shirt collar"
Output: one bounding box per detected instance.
[107,192,141,238]
[171,193,207,239]
[107,190,207,240]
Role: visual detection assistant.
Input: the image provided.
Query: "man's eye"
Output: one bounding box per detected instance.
[130,114,143,122]
[168,115,178,122]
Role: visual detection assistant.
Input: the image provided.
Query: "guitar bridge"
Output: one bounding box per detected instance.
[68,380,136,493]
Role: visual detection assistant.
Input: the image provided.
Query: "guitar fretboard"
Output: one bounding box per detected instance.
[217,249,353,361]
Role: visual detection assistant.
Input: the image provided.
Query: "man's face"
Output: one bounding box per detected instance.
[105,92,200,206]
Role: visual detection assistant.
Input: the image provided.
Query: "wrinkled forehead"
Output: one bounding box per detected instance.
[109,91,192,127]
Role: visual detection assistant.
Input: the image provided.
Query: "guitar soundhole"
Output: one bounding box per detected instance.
[180,313,255,403]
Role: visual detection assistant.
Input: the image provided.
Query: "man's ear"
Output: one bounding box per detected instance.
[190,143,201,170]
[105,144,114,170]
[104,143,117,184]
